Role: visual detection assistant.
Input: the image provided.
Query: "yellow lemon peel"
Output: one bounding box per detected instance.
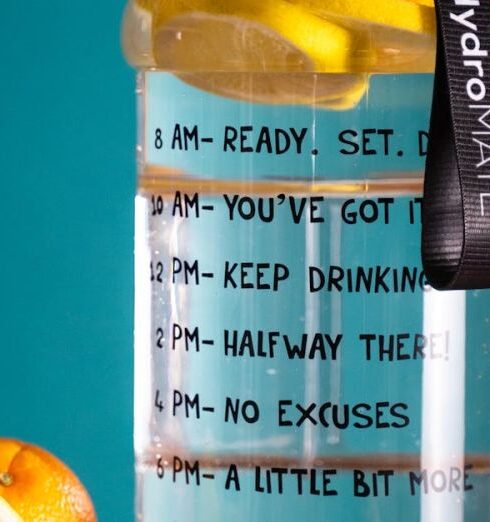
[294,0,435,35]
[149,0,374,73]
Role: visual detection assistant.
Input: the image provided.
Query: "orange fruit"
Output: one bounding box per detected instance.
[0,439,97,522]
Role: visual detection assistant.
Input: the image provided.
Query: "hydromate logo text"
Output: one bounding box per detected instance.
[449,0,490,214]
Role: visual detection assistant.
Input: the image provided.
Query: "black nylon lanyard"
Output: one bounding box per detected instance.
[423,0,490,290]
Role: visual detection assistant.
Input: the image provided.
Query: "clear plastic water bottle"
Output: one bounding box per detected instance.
[122,1,490,520]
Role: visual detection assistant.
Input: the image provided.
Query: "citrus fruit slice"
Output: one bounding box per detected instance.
[294,0,436,72]
[296,0,434,34]
[151,2,374,73]
[129,0,433,107]
[177,71,368,107]
[0,439,96,522]
[0,498,23,522]
[136,0,371,106]
[133,0,435,73]
[317,82,370,111]
[334,16,435,72]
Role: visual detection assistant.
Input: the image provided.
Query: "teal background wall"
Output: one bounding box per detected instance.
[0,1,135,521]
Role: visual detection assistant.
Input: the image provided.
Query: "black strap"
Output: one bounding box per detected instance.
[423,0,490,290]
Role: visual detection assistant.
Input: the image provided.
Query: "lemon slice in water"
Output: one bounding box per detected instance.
[140,0,372,106]
[150,1,373,73]
[177,71,368,108]
[295,0,436,72]
[296,0,434,34]
[132,0,433,107]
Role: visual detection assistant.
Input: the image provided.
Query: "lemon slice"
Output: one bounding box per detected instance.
[317,81,370,111]
[0,498,23,522]
[151,2,374,73]
[177,72,368,108]
[130,0,431,106]
[145,0,372,107]
[295,0,435,34]
[294,0,436,72]
[134,0,434,73]
[331,15,435,73]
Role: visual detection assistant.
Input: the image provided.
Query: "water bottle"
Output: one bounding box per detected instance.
[122,1,490,520]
